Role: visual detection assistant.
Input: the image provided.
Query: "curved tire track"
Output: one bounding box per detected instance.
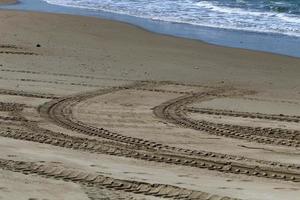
[154,93,300,147]
[34,86,300,182]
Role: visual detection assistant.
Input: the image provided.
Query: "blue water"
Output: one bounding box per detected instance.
[43,0,300,37]
[1,0,300,57]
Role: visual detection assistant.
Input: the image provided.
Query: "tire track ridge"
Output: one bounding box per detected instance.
[0,89,60,99]
[0,158,237,200]
[186,107,300,123]
[153,93,300,147]
[34,87,300,182]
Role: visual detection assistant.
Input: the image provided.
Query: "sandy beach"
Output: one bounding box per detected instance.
[0,0,17,4]
[0,8,300,200]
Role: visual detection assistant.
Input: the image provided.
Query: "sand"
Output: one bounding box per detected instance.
[0,10,299,200]
[0,0,17,4]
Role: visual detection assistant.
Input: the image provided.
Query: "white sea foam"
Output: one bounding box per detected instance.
[42,0,300,37]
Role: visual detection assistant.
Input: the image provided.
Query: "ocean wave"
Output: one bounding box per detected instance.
[42,0,300,37]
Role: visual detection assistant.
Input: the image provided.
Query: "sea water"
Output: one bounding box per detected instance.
[43,0,300,38]
[1,0,300,57]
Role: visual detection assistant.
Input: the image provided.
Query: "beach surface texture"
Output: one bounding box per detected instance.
[0,0,16,4]
[0,9,299,200]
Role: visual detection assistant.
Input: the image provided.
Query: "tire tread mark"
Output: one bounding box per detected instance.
[0,159,238,200]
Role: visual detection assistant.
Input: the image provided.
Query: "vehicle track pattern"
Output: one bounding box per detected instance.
[16,104,300,172]
[2,125,300,183]
[185,107,300,123]
[0,115,30,122]
[0,158,236,200]
[0,77,103,88]
[0,68,215,89]
[242,97,300,106]
[0,68,134,82]
[0,44,22,49]
[33,85,300,182]
[0,102,25,112]
[0,51,38,55]
[0,39,298,199]
[81,184,148,200]
[154,93,300,148]
[0,68,212,95]
[0,89,60,99]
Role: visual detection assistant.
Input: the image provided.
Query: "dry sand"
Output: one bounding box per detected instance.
[0,10,299,200]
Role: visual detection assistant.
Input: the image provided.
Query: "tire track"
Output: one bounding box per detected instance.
[0,115,30,122]
[0,51,38,55]
[0,102,32,122]
[0,89,60,99]
[242,97,300,106]
[0,44,22,49]
[2,125,300,183]
[0,158,236,200]
[81,184,148,200]
[34,86,300,182]
[0,68,133,82]
[0,68,213,95]
[0,77,103,88]
[0,102,25,112]
[154,93,300,147]
[186,107,300,123]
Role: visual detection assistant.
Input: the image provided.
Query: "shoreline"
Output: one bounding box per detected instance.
[1,0,300,58]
